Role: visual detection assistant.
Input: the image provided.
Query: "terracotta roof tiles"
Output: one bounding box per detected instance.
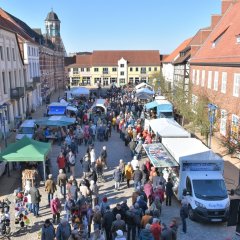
[191,1,240,64]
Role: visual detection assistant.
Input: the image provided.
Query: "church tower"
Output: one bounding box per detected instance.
[45,9,61,47]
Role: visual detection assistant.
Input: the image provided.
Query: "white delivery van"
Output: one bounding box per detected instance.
[16,120,36,140]
[162,138,230,222]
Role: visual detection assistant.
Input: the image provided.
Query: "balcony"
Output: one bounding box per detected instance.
[33,76,40,83]
[26,82,34,91]
[10,87,25,99]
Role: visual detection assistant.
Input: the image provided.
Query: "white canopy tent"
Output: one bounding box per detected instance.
[135,82,153,90]
[70,87,90,96]
[148,118,191,138]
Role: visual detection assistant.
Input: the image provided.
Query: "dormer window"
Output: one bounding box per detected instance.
[236,34,240,44]
[212,26,229,48]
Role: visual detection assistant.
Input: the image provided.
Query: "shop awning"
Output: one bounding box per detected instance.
[143,143,179,168]
[35,116,76,127]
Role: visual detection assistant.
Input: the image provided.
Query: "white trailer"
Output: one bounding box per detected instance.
[162,138,230,222]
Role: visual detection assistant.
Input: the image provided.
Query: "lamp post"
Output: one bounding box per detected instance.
[0,104,9,176]
[208,103,218,148]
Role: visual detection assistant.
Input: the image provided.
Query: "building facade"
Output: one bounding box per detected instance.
[190,0,240,141]
[66,50,161,87]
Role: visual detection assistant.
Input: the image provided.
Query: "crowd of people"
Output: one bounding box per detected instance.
[17,85,188,240]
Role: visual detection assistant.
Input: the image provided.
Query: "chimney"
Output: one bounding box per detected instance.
[221,0,233,14]
[211,14,222,29]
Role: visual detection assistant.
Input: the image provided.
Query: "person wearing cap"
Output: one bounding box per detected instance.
[56,218,71,240]
[114,229,126,240]
[139,223,154,240]
[133,165,143,190]
[50,194,61,224]
[41,219,55,240]
[100,196,109,215]
[45,174,57,206]
[102,206,115,240]
[125,162,133,188]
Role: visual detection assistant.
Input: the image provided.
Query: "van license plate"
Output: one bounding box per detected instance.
[211,219,222,222]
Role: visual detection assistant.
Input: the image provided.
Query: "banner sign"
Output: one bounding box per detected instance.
[143,143,178,168]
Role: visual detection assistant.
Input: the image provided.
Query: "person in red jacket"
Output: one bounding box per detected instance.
[50,194,61,224]
[152,185,165,203]
[57,152,66,172]
[151,218,161,240]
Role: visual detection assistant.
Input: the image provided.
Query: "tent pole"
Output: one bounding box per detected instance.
[43,160,46,182]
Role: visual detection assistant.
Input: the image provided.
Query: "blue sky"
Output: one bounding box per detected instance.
[1,0,221,54]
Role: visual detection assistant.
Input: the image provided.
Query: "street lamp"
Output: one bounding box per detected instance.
[208,103,218,148]
[0,104,9,176]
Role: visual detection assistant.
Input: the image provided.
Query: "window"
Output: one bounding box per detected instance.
[2,72,7,94]
[212,26,229,48]
[196,70,200,85]
[207,71,212,89]
[141,67,146,74]
[148,67,151,71]
[6,47,10,61]
[103,68,108,73]
[73,68,79,74]
[94,68,99,72]
[81,68,84,72]
[94,78,101,84]
[231,114,239,143]
[0,46,3,60]
[221,72,227,94]
[120,71,124,76]
[186,177,192,195]
[120,64,124,68]
[12,48,15,61]
[237,35,240,44]
[86,68,90,72]
[129,77,134,83]
[192,69,196,83]
[213,71,219,91]
[135,67,139,72]
[28,46,30,55]
[233,73,240,97]
[130,67,133,72]
[120,78,125,84]
[220,110,227,136]
[154,67,157,71]
[9,72,12,89]
[201,70,205,87]
[14,70,17,87]
[112,67,117,72]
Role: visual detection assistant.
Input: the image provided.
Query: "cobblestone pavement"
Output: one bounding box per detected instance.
[0,89,239,239]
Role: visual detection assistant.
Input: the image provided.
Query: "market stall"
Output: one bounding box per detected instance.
[0,136,51,181]
[70,87,90,97]
[135,82,153,91]
[35,115,76,127]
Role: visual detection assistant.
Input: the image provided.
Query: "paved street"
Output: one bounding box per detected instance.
[0,90,238,240]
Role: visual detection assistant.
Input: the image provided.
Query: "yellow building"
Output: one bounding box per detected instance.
[66,50,161,87]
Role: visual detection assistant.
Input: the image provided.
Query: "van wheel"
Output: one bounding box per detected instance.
[188,205,195,221]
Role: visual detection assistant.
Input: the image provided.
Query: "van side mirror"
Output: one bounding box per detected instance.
[229,189,235,196]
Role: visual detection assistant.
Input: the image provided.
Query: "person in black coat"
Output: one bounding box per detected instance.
[102,206,115,240]
[88,168,98,184]
[133,166,143,190]
[112,203,125,220]
[82,158,91,178]
[165,178,174,206]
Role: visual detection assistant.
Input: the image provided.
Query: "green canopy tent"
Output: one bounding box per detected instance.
[0,136,51,181]
[35,116,76,127]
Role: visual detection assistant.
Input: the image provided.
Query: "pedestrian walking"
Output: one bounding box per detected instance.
[57,152,66,172]
[165,178,174,206]
[29,182,41,217]
[41,219,55,240]
[124,162,133,188]
[57,169,67,198]
[131,156,139,171]
[82,154,91,178]
[139,223,154,240]
[50,194,61,224]
[102,206,115,240]
[119,159,125,182]
[161,222,173,240]
[67,150,76,177]
[90,180,99,207]
[56,218,71,240]
[100,146,108,169]
[180,199,188,234]
[133,166,143,190]
[113,166,122,191]
[45,174,57,206]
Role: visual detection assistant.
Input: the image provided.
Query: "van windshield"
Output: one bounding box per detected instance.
[159,112,173,118]
[193,179,228,200]
[19,127,34,134]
